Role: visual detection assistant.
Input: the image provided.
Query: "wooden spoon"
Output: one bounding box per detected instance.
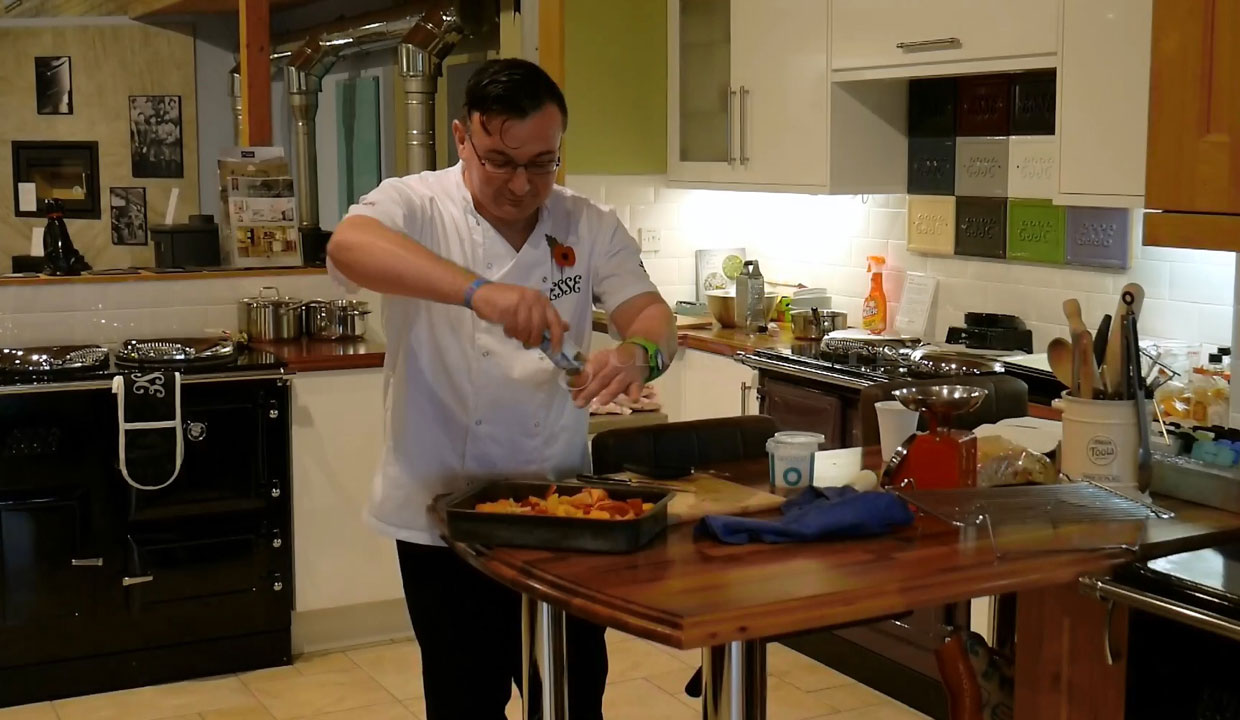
[1063,298,1089,338]
[1074,329,1101,400]
[1047,337,1075,392]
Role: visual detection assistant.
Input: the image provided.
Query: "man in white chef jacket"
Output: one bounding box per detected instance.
[328,58,677,719]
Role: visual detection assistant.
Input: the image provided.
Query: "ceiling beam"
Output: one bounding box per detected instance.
[239,0,272,145]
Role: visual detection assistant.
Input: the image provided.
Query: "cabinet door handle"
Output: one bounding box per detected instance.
[739,85,750,166]
[740,381,752,415]
[71,558,103,567]
[895,37,961,51]
[727,87,737,166]
[122,575,153,586]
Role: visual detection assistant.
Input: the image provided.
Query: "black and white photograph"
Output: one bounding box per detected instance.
[35,56,73,115]
[129,95,183,178]
[109,187,148,246]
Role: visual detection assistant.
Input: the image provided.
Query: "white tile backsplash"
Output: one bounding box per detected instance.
[1169,261,1234,306]
[0,273,376,346]
[1117,259,1170,299]
[570,174,1235,354]
[869,208,907,242]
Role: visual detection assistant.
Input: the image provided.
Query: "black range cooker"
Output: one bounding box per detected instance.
[0,338,293,707]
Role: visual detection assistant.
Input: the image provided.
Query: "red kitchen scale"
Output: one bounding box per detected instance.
[884,385,989,490]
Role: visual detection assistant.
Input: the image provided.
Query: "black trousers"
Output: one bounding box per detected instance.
[397,541,609,720]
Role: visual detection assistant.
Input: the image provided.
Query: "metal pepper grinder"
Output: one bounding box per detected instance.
[42,198,91,276]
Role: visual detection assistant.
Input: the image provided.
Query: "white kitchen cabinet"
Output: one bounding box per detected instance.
[668,0,906,192]
[681,348,758,421]
[290,368,404,612]
[1055,0,1153,208]
[830,0,1059,80]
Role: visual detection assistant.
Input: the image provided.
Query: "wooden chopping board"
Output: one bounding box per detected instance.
[617,472,786,525]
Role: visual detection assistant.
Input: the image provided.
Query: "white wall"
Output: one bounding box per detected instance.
[566,175,1235,355]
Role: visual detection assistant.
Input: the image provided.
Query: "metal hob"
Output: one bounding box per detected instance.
[743,335,1009,389]
[0,337,285,389]
[744,339,920,389]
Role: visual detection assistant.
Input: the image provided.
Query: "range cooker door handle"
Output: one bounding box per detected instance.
[1080,576,1240,646]
[122,575,154,586]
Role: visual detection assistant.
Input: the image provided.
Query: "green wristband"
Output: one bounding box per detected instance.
[622,337,667,382]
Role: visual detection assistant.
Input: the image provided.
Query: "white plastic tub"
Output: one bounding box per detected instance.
[767,431,826,490]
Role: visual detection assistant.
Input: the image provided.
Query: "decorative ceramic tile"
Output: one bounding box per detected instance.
[956,75,1011,136]
[1065,206,1131,269]
[954,137,1009,197]
[1011,70,1057,135]
[907,137,955,195]
[907,195,957,256]
[908,78,955,138]
[955,197,1008,259]
[1007,200,1065,264]
[1007,135,1059,199]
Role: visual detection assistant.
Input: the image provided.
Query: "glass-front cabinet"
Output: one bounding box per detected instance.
[669,0,735,182]
[668,0,830,188]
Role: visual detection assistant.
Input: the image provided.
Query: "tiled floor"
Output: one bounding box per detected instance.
[0,634,929,720]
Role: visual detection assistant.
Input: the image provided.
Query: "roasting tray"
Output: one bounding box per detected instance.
[439,480,673,553]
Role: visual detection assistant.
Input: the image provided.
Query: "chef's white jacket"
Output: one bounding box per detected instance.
[338,163,659,545]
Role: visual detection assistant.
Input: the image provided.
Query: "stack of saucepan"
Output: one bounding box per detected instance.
[238,286,371,341]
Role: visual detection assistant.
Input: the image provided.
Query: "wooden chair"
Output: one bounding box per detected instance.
[591,415,779,475]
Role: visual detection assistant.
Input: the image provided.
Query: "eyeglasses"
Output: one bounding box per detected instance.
[466,132,561,176]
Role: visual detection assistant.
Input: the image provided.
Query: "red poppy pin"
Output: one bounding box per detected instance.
[546,234,576,275]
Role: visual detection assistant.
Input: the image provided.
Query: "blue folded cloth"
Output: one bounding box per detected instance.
[697,486,915,545]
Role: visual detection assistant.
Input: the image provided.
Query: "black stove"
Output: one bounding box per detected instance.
[0,336,293,707]
[1116,544,1240,717]
[0,338,284,388]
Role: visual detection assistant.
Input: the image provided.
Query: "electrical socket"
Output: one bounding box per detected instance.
[639,228,661,253]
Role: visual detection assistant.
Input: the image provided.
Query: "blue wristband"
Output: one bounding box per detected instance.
[463,277,491,310]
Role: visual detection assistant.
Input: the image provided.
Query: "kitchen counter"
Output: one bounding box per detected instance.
[591,309,802,356]
[443,455,1240,718]
[250,338,386,372]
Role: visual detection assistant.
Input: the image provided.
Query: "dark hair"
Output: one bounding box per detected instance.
[462,58,568,135]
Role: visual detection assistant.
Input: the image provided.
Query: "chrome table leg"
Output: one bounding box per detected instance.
[521,594,537,720]
[702,641,766,720]
[536,599,570,720]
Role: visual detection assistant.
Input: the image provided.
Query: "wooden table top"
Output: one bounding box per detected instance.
[446,458,1240,650]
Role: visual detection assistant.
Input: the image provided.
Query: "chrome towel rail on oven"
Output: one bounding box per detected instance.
[1080,576,1240,652]
[738,353,873,390]
[0,369,292,396]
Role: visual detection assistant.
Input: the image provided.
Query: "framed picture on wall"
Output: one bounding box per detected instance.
[109,187,148,245]
[129,95,183,178]
[35,56,73,115]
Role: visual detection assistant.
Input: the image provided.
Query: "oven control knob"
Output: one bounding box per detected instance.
[268,408,280,419]
[186,421,207,442]
[272,574,284,592]
[271,533,283,548]
[270,484,282,498]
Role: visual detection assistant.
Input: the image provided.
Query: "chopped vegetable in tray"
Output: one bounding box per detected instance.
[475,486,655,520]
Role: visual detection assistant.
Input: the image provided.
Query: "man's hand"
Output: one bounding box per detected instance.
[471,282,568,351]
[571,343,648,409]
